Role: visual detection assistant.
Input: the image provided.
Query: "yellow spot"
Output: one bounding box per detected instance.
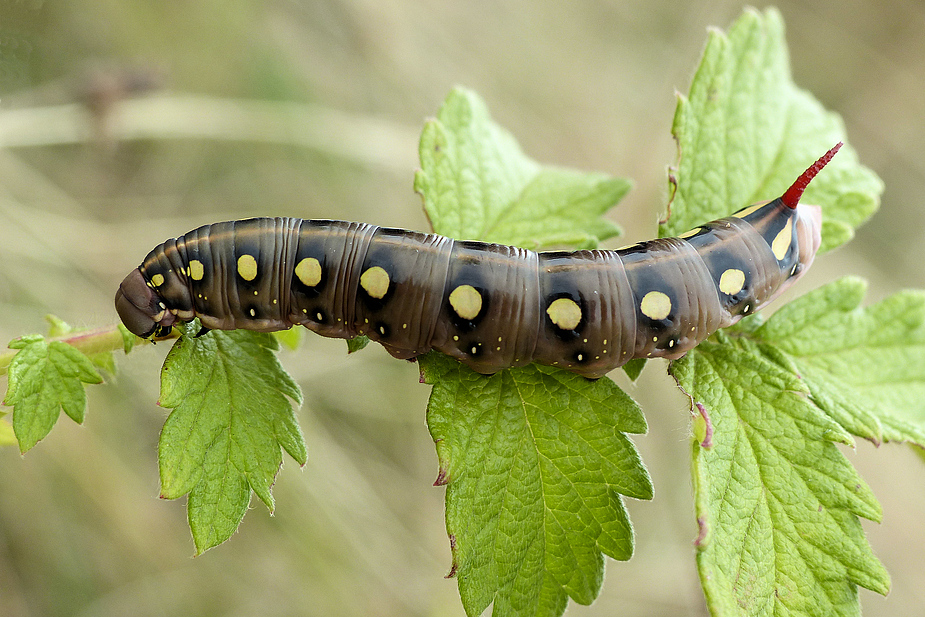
[546,298,582,330]
[150,273,165,287]
[653,336,658,342]
[640,291,671,320]
[496,347,501,351]
[771,221,793,260]
[678,227,701,239]
[453,335,459,341]
[732,202,765,218]
[237,254,258,281]
[189,260,204,281]
[254,290,259,296]
[302,308,308,314]
[719,268,746,295]
[272,299,278,305]
[449,285,483,320]
[295,257,322,287]
[603,339,608,346]
[360,266,390,299]
[403,323,408,329]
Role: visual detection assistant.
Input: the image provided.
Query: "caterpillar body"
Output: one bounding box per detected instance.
[115,145,838,379]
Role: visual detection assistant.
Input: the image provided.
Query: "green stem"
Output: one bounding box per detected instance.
[0,324,154,377]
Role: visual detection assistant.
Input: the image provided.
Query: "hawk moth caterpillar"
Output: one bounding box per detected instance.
[116,144,839,378]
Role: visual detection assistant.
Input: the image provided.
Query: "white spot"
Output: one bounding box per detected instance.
[249,308,256,317]
[379,326,386,335]
[449,285,483,320]
[360,266,390,299]
[669,340,675,348]
[640,291,671,320]
[470,345,478,354]
[719,268,746,296]
[158,302,166,309]
[546,298,582,330]
[576,353,584,362]
[316,312,323,321]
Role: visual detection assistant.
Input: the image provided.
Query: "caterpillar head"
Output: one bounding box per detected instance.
[115,269,176,338]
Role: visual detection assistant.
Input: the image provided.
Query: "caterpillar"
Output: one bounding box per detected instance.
[115,144,839,379]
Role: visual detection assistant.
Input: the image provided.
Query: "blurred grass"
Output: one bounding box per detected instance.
[1,1,924,616]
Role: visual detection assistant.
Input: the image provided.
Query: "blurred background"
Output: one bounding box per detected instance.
[1,0,923,615]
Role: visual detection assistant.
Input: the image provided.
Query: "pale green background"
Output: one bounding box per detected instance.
[0,1,922,615]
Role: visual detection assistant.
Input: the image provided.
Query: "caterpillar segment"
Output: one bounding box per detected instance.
[115,144,838,378]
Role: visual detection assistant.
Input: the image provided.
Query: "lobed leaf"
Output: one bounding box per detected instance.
[663,7,882,253]
[673,335,890,617]
[754,276,925,446]
[414,87,628,249]
[422,354,651,617]
[158,321,307,554]
[4,334,102,453]
[415,88,644,617]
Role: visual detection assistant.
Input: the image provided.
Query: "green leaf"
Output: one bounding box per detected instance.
[414,87,629,249]
[415,87,643,617]
[422,353,651,617]
[663,7,882,253]
[272,326,303,351]
[346,335,370,354]
[621,358,646,382]
[158,322,307,554]
[672,335,890,616]
[117,323,136,354]
[754,277,925,446]
[3,334,103,453]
